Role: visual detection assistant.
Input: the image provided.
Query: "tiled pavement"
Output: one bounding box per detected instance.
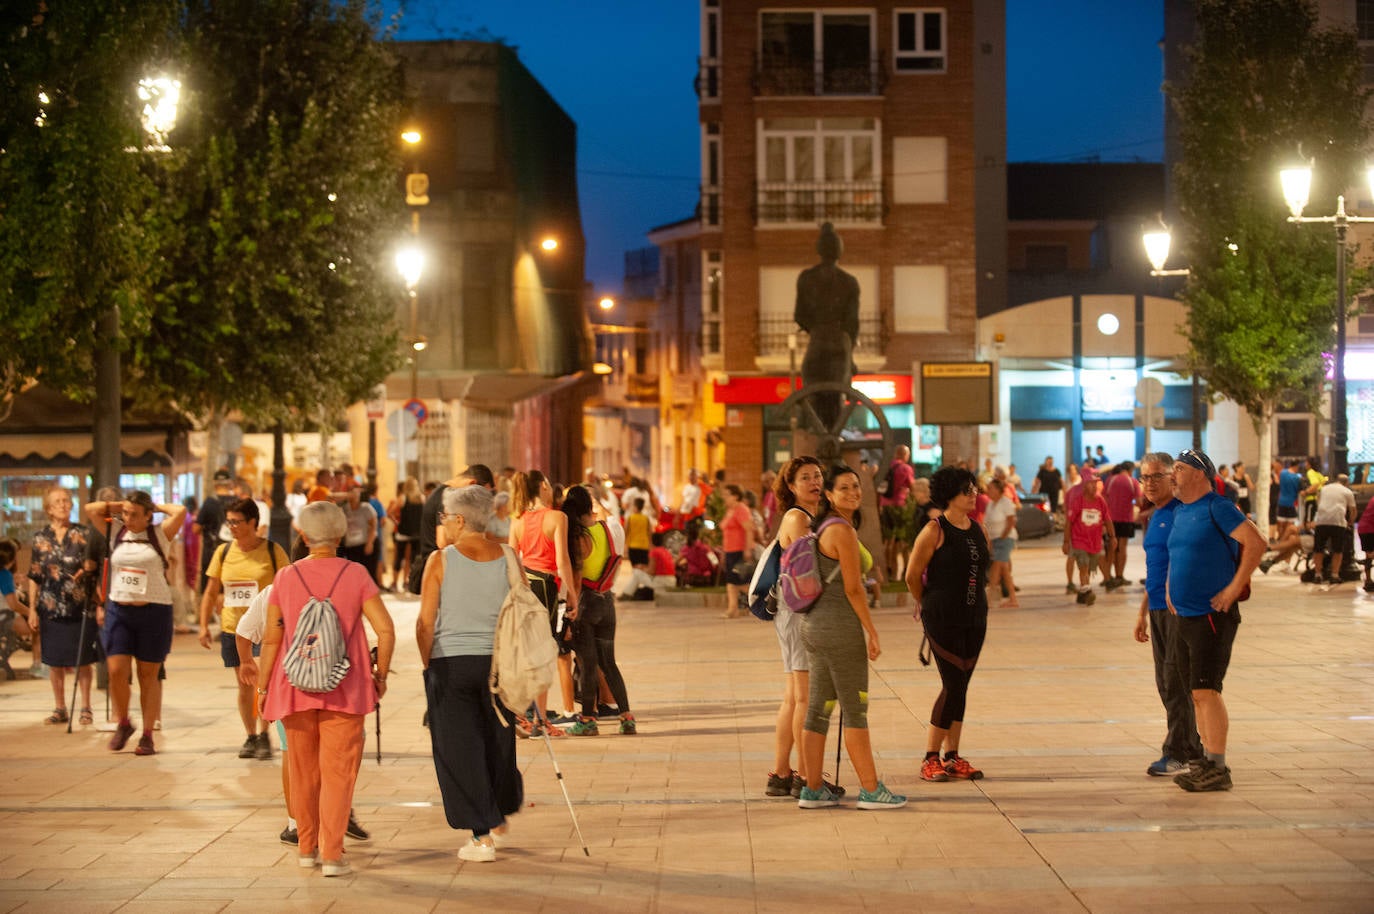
[1,539,1371,912]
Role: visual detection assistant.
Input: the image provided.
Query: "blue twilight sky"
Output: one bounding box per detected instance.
[390,0,1166,291]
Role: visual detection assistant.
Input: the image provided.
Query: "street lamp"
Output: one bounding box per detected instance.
[396,245,426,400]
[1140,223,1202,448]
[1279,163,1374,477]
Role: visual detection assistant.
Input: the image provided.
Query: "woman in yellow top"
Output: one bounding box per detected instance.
[198,498,290,761]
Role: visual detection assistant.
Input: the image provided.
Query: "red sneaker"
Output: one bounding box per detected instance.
[944,755,983,780]
[920,756,949,782]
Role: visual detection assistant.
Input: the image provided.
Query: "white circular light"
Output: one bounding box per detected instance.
[1097,313,1120,336]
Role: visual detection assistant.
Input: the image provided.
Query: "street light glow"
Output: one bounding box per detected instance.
[598,296,615,311]
[401,130,421,145]
[137,76,180,150]
[1142,229,1171,273]
[1280,165,1312,218]
[540,237,559,252]
[395,246,424,289]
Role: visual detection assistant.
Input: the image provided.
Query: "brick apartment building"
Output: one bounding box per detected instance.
[656,0,1005,484]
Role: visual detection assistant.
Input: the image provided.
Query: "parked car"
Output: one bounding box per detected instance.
[1015,493,1055,539]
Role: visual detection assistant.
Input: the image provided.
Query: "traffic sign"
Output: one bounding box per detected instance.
[385,409,418,440]
[403,398,428,426]
[1136,376,1165,407]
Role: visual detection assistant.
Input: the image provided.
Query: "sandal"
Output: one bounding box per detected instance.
[79,707,93,725]
[45,708,69,725]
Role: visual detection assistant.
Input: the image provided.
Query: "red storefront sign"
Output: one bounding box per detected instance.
[713,374,912,405]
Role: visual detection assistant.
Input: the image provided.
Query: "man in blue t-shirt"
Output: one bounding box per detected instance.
[1132,453,1202,778]
[1165,448,1266,793]
[1276,459,1304,538]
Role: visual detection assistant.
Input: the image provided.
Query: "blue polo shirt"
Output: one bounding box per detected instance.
[1142,499,1177,611]
[1278,469,1303,509]
[1166,493,1246,617]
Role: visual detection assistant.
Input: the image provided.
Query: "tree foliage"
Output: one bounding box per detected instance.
[135,0,406,427]
[1169,0,1369,415]
[0,0,179,403]
[1,0,406,428]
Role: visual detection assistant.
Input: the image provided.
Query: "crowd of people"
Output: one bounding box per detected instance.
[3,440,1321,872]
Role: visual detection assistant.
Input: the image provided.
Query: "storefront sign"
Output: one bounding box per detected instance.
[713,374,912,405]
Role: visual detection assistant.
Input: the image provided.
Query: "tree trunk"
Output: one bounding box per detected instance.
[1253,402,1274,540]
[202,411,224,495]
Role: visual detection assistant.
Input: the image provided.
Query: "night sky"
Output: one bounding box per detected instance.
[390,0,1166,291]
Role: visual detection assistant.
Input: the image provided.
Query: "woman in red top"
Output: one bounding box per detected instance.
[720,484,757,619]
[508,470,578,733]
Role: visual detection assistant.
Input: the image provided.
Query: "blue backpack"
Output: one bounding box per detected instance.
[747,506,813,621]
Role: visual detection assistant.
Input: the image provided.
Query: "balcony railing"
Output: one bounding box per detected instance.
[698,184,721,227]
[755,180,883,225]
[695,56,721,100]
[753,53,886,96]
[756,316,887,360]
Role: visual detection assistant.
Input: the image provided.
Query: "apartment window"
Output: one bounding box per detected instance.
[758,117,881,224]
[758,10,878,95]
[893,265,947,332]
[894,8,946,72]
[892,136,946,204]
[702,250,722,358]
[702,123,721,227]
[1360,0,1374,40]
[759,265,880,356]
[699,2,722,100]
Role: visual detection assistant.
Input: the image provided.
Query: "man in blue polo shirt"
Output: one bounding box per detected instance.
[1133,452,1202,777]
[1166,448,1266,792]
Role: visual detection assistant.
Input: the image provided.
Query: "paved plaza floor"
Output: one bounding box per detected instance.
[1,539,1372,912]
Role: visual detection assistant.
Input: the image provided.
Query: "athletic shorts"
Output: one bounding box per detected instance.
[627,548,649,566]
[1070,548,1102,568]
[1177,608,1240,692]
[1313,525,1348,555]
[1112,521,1136,540]
[219,630,260,668]
[1276,505,1298,519]
[774,605,808,673]
[102,601,173,664]
[724,551,747,585]
[1361,531,1374,553]
[991,537,1015,563]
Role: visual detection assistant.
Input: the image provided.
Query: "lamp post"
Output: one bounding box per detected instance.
[94,76,180,491]
[395,246,425,480]
[1279,165,1374,478]
[1141,225,1202,449]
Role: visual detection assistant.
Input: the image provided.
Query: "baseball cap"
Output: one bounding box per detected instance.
[1175,448,1217,479]
[1080,465,1097,480]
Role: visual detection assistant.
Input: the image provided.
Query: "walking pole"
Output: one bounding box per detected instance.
[833,708,843,791]
[67,607,91,735]
[371,646,381,765]
[533,706,590,857]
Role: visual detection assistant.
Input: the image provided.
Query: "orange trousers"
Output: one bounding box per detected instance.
[283,709,365,861]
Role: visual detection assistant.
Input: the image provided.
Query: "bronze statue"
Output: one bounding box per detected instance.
[794,222,859,428]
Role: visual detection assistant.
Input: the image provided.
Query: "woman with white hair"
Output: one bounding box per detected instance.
[257,501,396,877]
[486,491,512,542]
[417,484,522,862]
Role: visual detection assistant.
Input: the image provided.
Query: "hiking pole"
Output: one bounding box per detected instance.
[371,646,381,765]
[833,708,843,792]
[67,608,93,735]
[533,706,590,857]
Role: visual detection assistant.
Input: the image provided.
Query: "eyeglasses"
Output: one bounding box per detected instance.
[226,518,247,527]
[1139,473,1169,482]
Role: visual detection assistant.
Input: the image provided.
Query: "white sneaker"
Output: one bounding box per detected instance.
[458,838,496,863]
[321,859,351,877]
[298,852,319,868]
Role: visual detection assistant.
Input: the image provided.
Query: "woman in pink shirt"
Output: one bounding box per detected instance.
[257,501,395,877]
[720,484,756,619]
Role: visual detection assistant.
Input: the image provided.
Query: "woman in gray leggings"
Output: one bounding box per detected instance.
[797,465,906,810]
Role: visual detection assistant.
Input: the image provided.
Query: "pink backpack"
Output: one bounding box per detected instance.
[777,516,849,614]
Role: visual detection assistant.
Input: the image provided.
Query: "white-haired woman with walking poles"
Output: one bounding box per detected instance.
[417,484,522,862]
[257,501,395,878]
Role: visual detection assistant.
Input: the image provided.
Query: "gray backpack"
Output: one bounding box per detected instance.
[281,563,354,693]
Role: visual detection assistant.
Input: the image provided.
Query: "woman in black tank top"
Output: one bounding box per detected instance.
[904,466,990,783]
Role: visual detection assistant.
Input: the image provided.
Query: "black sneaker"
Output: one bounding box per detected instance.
[596,703,621,718]
[765,771,793,797]
[346,811,370,841]
[238,735,258,759]
[1179,760,1232,792]
[789,772,847,798]
[280,825,299,846]
[253,732,273,760]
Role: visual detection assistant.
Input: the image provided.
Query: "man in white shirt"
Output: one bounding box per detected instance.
[679,469,703,516]
[1312,473,1356,589]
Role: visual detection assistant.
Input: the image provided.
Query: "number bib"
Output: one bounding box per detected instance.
[110,567,149,603]
[1081,507,1102,527]
[225,580,260,608]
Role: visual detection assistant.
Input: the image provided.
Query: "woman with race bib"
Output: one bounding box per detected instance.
[198,498,290,761]
[96,491,186,755]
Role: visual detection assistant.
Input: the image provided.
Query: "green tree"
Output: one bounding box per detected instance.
[1168,0,1369,526]
[135,0,404,442]
[0,0,180,411]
